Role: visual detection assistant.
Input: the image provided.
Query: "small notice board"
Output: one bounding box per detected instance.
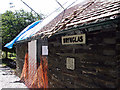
[42,46,48,55]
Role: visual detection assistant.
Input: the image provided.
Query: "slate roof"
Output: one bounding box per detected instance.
[32,0,120,38]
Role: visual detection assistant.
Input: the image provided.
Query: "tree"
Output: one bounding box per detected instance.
[1,10,43,58]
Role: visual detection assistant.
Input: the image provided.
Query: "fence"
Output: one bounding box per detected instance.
[20,53,48,88]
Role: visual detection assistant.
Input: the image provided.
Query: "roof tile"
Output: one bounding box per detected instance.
[33,0,120,37]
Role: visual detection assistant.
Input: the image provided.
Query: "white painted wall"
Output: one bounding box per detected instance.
[28,40,37,81]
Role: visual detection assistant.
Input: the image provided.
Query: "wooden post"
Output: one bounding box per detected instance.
[37,38,48,67]
[37,37,48,88]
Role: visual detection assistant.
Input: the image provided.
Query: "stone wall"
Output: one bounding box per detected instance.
[48,28,120,88]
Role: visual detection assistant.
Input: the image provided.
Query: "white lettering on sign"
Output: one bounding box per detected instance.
[62,34,86,45]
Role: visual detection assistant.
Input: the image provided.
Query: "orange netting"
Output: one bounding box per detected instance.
[20,53,48,88]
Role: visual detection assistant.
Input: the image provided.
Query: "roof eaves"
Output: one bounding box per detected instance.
[15,15,120,44]
[55,16,120,35]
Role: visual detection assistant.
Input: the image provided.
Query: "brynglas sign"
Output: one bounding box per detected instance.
[62,34,86,45]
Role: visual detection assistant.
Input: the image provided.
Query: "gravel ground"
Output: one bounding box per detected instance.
[0,64,28,89]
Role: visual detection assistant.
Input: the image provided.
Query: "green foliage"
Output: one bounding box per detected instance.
[1,10,43,52]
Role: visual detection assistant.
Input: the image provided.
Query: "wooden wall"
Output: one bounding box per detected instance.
[48,27,119,88]
[16,42,28,77]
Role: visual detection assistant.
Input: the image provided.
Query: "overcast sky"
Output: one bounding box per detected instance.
[0,0,85,16]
